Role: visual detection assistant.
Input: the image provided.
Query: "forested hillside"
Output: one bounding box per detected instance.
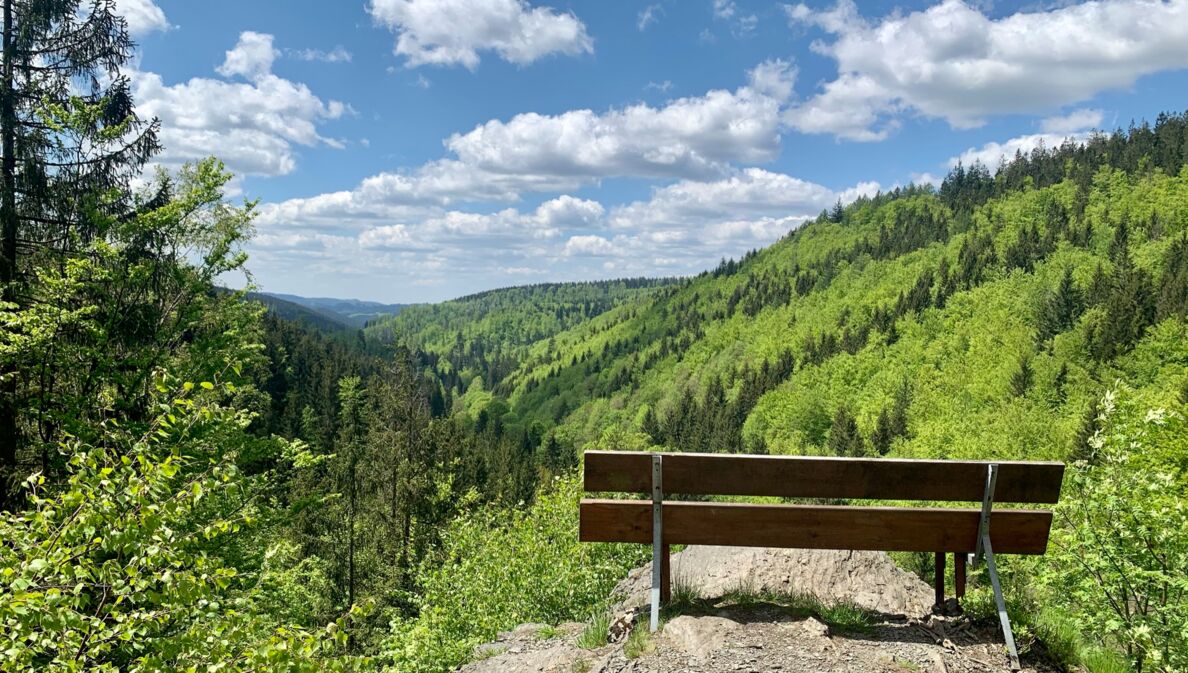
[366,279,675,410]
[376,116,1188,673]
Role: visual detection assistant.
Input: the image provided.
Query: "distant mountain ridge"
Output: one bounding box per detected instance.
[263,292,411,328]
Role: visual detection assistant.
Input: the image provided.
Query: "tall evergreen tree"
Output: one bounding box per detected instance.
[1038,266,1085,341]
[1157,234,1188,320]
[828,406,865,457]
[1010,355,1034,397]
[1,0,159,507]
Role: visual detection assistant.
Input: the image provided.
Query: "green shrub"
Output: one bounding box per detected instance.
[1038,387,1188,672]
[380,475,649,672]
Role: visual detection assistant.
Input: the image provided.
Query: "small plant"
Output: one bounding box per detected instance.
[624,626,655,660]
[759,589,875,633]
[817,601,873,633]
[720,576,764,605]
[533,625,560,640]
[474,645,507,661]
[667,572,704,611]
[576,612,610,650]
[570,658,592,673]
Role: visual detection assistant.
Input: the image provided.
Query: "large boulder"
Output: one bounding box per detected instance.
[613,546,935,617]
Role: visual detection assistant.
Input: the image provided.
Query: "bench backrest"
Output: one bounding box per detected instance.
[579,450,1064,554]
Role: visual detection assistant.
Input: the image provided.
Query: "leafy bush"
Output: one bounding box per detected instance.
[0,376,358,672]
[1039,387,1188,672]
[380,475,648,672]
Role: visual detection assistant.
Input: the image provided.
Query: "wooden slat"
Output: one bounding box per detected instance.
[584,451,1064,504]
[579,499,1054,554]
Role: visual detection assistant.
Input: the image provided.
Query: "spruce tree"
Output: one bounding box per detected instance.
[870,408,894,456]
[1,0,159,507]
[1038,266,1085,341]
[1157,234,1188,320]
[828,406,865,457]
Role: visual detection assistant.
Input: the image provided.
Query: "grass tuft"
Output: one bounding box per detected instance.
[623,626,655,659]
[575,612,610,650]
[533,625,560,640]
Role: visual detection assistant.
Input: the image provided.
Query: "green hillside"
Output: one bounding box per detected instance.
[394,128,1188,475]
[365,278,677,395]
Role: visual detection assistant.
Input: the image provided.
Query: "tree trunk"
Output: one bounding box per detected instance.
[0,0,18,510]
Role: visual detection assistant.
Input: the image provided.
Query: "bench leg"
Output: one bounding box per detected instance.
[954,552,966,601]
[934,551,946,609]
[650,455,663,632]
[983,533,1021,671]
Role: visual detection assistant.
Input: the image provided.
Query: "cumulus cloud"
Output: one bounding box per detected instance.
[116,0,169,36]
[563,234,619,257]
[368,0,593,69]
[217,31,279,80]
[134,31,348,177]
[444,59,794,181]
[785,0,1188,140]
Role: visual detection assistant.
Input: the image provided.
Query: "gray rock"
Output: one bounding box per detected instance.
[613,546,935,617]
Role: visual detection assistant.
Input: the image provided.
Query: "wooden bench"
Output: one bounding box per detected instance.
[579,450,1064,670]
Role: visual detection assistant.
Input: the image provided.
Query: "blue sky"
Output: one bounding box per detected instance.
[124,0,1188,302]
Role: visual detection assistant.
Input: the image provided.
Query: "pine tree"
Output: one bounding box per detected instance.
[1157,234,1188,320]
[1090,253,1156,361]
[829,199,844,223]
[1,0,159,506]
[1051,362,1069,406]
[870,408,894,456]
[641,406,663,445]
[828,406,865,457]
[1010,355,1034,397]
[1038,266,1085,341]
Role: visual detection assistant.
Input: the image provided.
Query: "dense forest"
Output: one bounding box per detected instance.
[0,3,1186,673]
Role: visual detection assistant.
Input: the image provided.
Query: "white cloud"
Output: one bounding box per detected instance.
[563,234,619,256]
[368,0,593,69]
[134,32,348,177]
[785,0,1188,140]
[289,46,353,63]
[116,0,169,36]
[444,60,793,181]
[638,4,662,30]
[609,167,877,229]
[1040,108,1103,135]
[217,31,279,81]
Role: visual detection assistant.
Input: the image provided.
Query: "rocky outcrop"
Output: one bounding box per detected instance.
[461,546,1055,673]
[613,546,936,617]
